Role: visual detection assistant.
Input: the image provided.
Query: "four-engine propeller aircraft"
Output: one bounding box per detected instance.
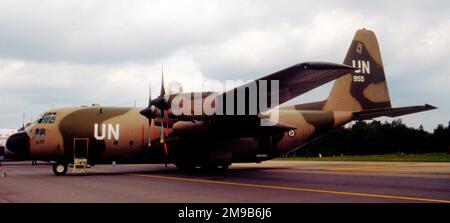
[6,29,436,175]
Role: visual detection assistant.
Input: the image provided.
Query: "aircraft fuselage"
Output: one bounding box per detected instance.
[11,105,353,166]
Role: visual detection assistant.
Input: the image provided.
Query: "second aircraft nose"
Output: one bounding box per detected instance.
[5,131,30,157]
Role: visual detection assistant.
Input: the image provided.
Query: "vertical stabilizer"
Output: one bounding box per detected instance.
[324,28,391,112]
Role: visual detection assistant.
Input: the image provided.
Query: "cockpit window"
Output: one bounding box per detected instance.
[37,112,57,124]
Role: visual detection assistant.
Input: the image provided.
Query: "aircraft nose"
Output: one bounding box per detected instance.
[5,131,30,157]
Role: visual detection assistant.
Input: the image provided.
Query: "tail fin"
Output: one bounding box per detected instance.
[324,28,391,112]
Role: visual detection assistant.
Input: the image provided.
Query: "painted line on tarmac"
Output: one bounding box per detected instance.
[128,173,450,203]
[327,164,425,171]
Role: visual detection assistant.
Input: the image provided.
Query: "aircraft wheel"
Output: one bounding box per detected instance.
[216,163,230,170]
[175,156,201,172]
[200,162,230,172]
[200,163,216,171]
[53,162,68,176]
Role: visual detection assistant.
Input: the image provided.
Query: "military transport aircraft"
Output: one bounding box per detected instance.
[6,29,436,175]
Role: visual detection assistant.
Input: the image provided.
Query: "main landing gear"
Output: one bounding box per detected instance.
[175,160,231,172]
[53,161,68,176]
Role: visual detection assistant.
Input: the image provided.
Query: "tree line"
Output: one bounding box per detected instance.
[292,119,450,157]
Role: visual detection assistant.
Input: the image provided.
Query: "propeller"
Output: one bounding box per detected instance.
[22,112,25,129]
[146,82,152,146]
[139,69,171,154]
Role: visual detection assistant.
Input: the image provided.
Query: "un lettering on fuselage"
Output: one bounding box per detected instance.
[94,123,120,140]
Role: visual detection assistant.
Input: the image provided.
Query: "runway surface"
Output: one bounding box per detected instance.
[0,160,449,203]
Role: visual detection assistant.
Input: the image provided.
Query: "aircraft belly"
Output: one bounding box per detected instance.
[168,136,258,164]
[229,138,259,161]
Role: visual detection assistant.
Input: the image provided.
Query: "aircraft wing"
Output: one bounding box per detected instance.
[165,62,355,122]
[353,104,437,120]
[216,62,356,114]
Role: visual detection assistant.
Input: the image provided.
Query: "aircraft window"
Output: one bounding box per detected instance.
[36,116,43,123]
[42,115,51,123]
[35,128,41,139]
[48,115,55,123]
[34,128,46,143]
[40,129,46,138]
[37,112,57,124]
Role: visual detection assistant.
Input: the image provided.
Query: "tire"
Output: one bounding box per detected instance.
[174,155,198,172]
[200,162,230,172]
[53,161,68,176]
[200,163,217,171]
[175,161,199,172]
[216,163,230,171]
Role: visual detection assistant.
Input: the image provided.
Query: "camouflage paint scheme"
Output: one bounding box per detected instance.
[7,29,436,170]
[18,105,353,165]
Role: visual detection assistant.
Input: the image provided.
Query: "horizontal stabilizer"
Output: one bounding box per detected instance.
[353,104,437,120]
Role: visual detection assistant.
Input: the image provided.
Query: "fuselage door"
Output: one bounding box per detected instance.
[73,138,89,173]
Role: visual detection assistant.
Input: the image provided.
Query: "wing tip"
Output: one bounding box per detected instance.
[425,104,438,110]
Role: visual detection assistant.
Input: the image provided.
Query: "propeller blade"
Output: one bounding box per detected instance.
[160,108,165,143]
[139,107,154,118]
[165,110,169,137]
[148,81,152,107]
[147,81,152,147]
[163,142,168,167]
[163,142,168,156]
[160,66,166,96]
[148,119,152,147]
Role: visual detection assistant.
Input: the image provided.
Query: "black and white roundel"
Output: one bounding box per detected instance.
[288,130,295,137]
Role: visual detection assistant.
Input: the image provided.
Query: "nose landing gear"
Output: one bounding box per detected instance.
[53,161,68,176]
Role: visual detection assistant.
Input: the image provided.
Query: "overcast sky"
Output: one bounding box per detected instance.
[0,0,449,131]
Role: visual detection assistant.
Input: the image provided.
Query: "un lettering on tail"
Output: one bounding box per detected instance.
[324,28,435,119]
[324,28,391,112]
